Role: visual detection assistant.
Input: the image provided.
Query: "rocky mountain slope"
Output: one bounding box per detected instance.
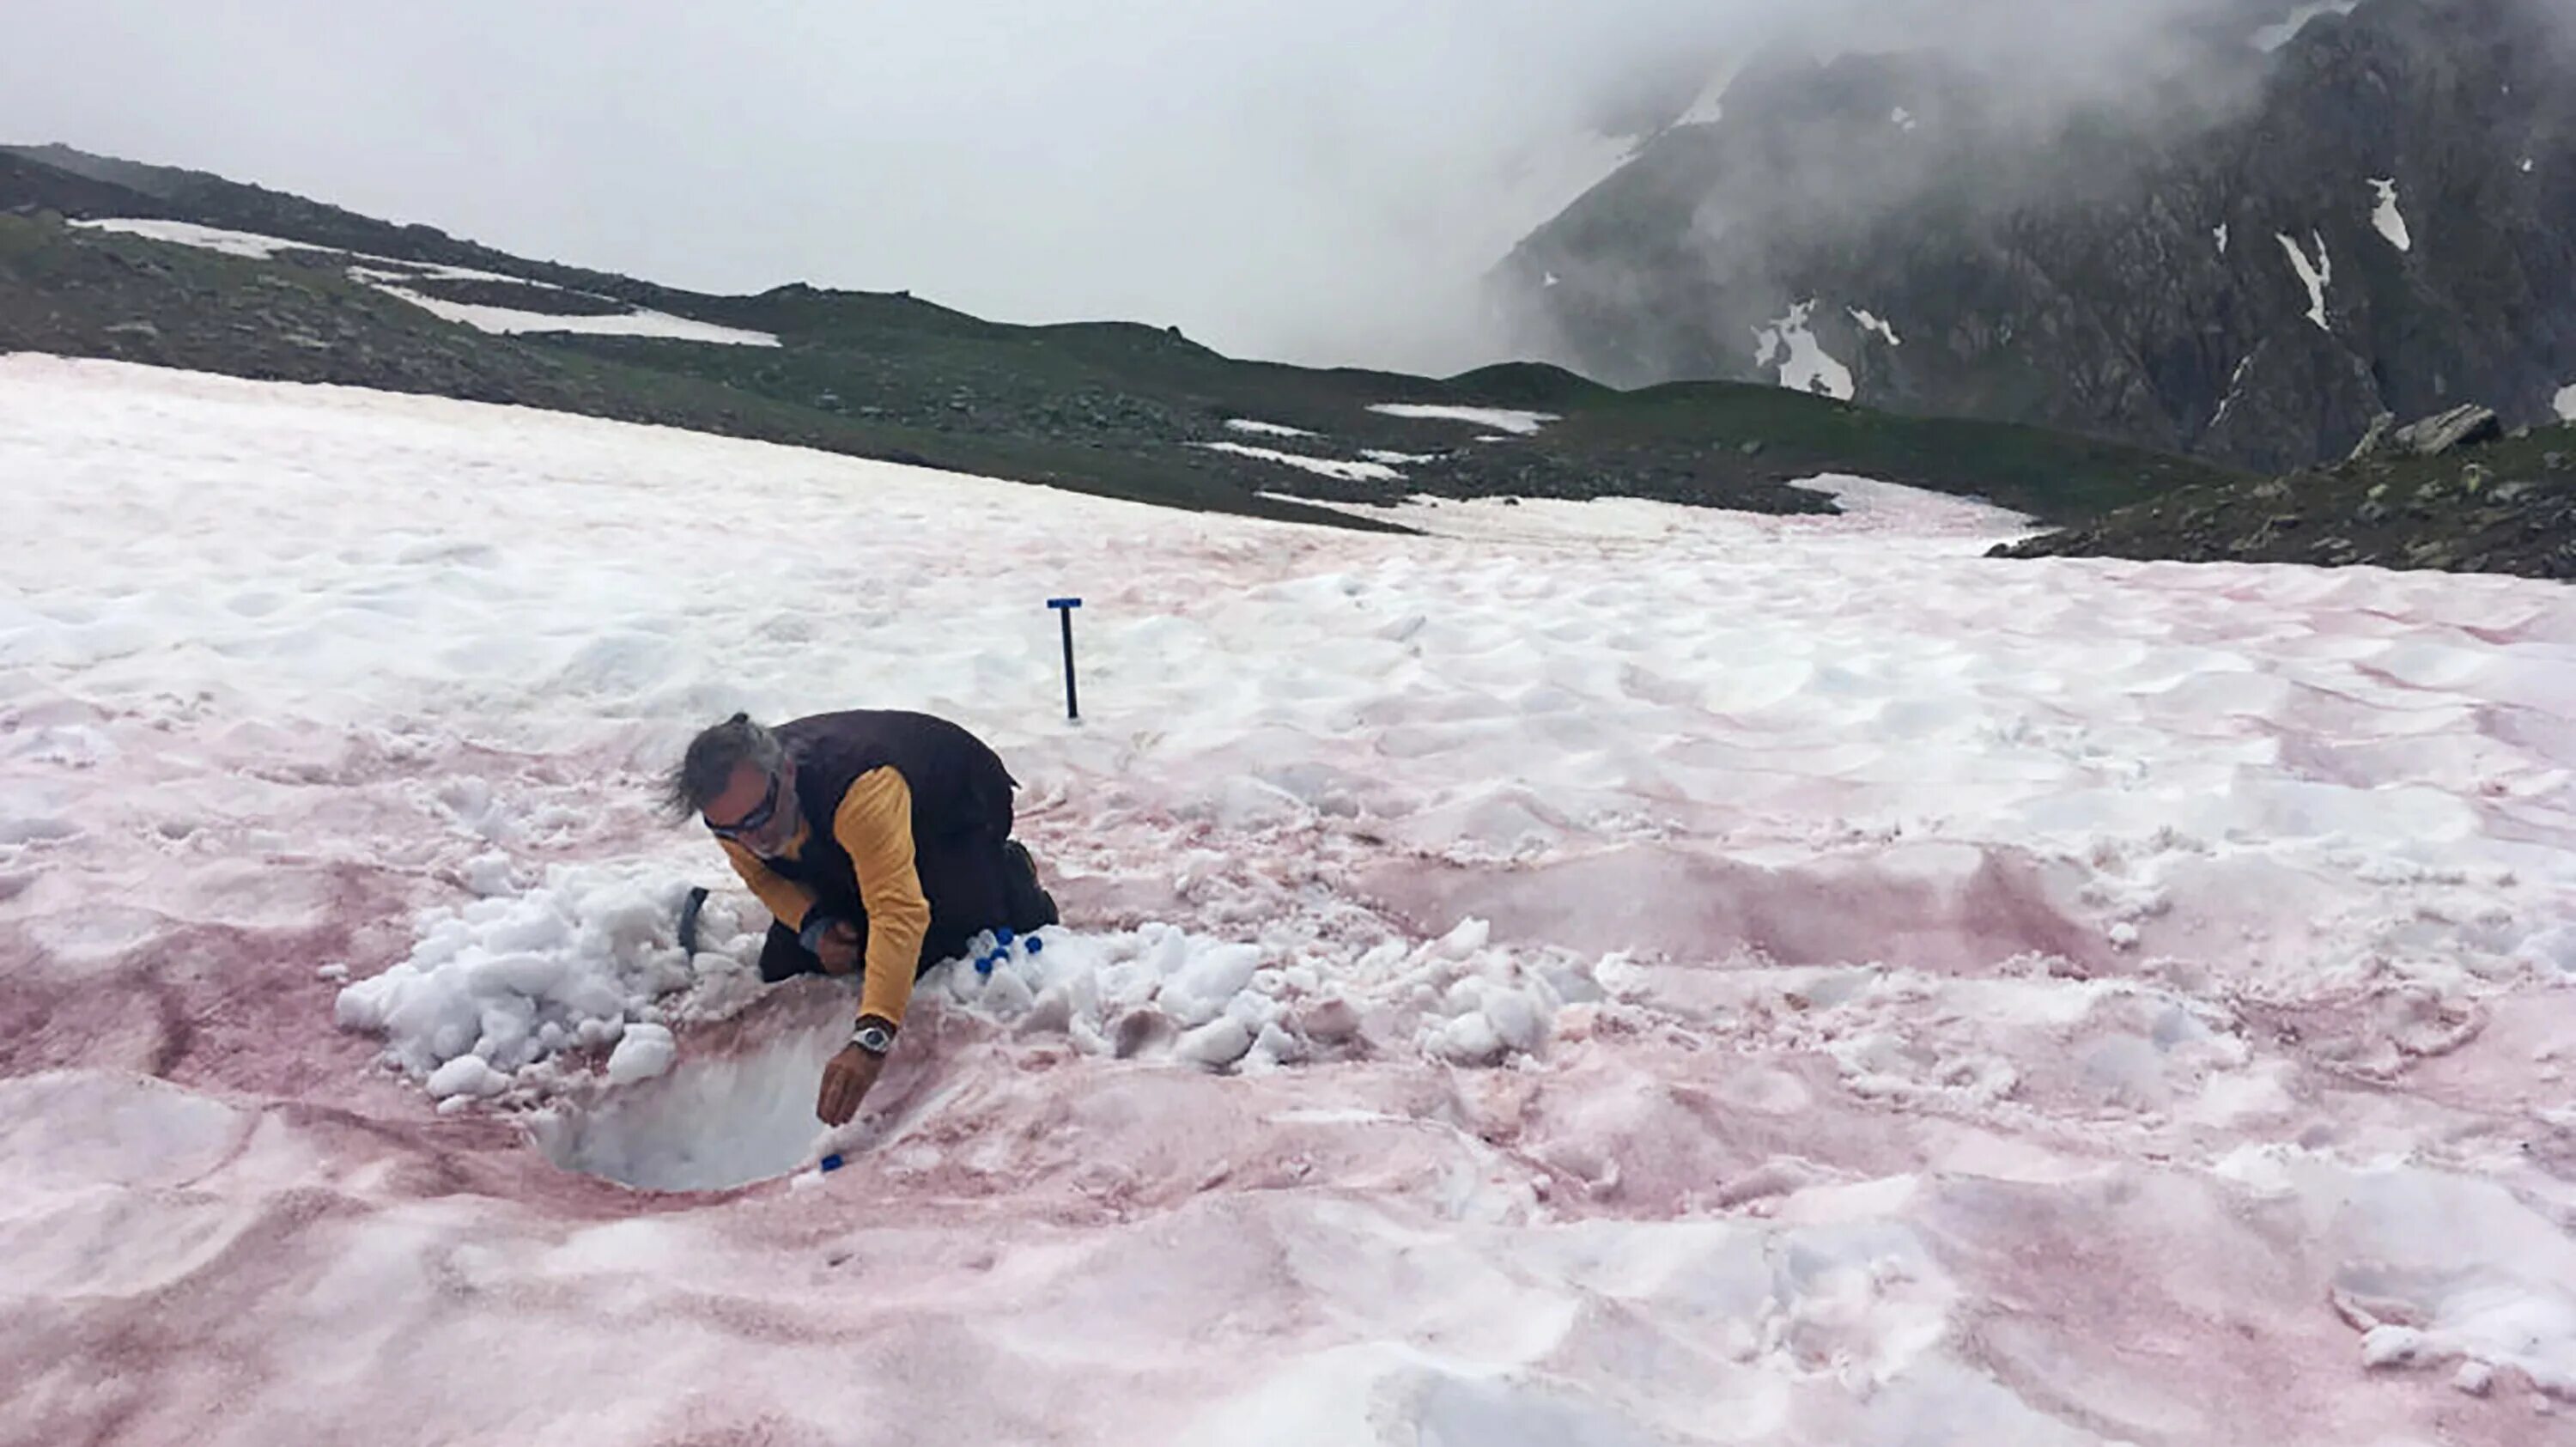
[1492,0,2576,475]
[1999,402,2576,577]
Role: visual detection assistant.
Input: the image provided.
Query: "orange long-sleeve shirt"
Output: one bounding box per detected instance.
[718,766,933,1026]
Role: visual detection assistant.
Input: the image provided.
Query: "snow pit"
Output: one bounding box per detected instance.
[528,1002,850,1192]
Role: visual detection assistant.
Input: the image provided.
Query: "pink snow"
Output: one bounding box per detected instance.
[4,356,2575,1444]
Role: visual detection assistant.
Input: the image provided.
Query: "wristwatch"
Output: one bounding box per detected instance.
[850,1018,896,1056]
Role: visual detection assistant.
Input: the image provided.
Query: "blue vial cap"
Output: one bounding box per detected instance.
[1024,936,1044,955]
[995,927,1016,946]
[818,1153,844,1172]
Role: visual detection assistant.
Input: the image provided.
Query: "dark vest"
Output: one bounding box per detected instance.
[755,709,1017,919]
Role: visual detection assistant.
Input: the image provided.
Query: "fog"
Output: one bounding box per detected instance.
[3,0,2341,374]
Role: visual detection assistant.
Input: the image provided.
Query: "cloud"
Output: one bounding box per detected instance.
[0,0,2324,376]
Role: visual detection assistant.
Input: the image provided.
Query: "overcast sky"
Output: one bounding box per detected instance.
[4,0,2298,375]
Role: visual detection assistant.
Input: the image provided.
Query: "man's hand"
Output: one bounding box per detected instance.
[815,919,861,976]
[816,1043,885,1127]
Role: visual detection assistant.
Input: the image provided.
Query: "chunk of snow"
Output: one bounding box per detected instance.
[1891,107,1918,131]
[1480,988,1546,1054]
[1366,404,1558,435]
[1161,943,1267,1028]
[1850,308,1903,347]
[1225,419,1315,439]
[336,864,699,1089]
[1431,1011,1506,1066]
[1431,918,1492,959]
[1200,442,1401,483]
[932,922,1297,1066]
[2370,179,2413,252]
[2215,223,2231,255]
[2277,231,2333,331]
[1360,448,1441,465]
[465,851,519,897]
[2554,384,2575,423]
[425,1054,509,1100]
[1176,1016,1255,1069]
[1753,300,1856,401]
[605,1024,677,1085]
[2361,1323,2432,1368]
[2522,158,2537,174]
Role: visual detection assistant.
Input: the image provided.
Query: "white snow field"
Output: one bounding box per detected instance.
[6,355,2576,1445]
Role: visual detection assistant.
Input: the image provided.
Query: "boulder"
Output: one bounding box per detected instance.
[2391,405,2504,458]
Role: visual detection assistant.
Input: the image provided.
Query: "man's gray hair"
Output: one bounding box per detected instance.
[660,712,784,822]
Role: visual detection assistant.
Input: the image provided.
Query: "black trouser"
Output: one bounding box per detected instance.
[757,833,1055,983]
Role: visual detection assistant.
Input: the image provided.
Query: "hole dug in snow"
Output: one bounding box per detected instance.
[527,1002,849,1193]
[525,916,1580,1191]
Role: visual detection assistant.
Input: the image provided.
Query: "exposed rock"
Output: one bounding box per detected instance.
[2002,417,2576,582]
[2348,412,2397,462]
[2391,405,2504,458]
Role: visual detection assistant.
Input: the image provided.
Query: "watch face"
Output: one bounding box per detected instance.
[855,1024,894,1054]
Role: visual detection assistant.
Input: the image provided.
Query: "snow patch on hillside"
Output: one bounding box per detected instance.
[2370,179,2413,252]
[1754,301,1856,401]
[2277,231,2334,331]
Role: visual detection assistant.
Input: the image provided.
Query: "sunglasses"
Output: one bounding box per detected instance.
[705,771,782,840]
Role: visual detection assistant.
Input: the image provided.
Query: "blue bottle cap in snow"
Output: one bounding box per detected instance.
[975,954,998,976]
[995,927,1015,946]
[819,1153,844,1173]
[1024,936,1044,955]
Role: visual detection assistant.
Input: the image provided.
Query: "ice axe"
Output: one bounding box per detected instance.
[1048,597,1083,720]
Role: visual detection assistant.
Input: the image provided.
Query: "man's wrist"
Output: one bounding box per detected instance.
[850,1015,898,1056]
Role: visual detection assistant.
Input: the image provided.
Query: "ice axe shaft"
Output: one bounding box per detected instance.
[1048,598,1082,720]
